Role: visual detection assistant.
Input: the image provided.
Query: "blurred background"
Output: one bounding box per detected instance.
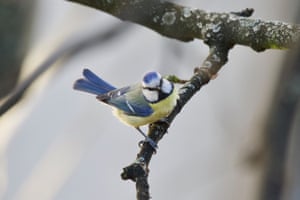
[0,0,299,199]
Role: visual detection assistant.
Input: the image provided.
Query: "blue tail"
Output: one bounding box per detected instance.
[73,69,116,95]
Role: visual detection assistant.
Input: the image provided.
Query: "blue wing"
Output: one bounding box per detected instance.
[97,85,153,117]
[73,69,116,95]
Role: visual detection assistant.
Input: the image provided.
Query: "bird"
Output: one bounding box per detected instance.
[73,69,178,149]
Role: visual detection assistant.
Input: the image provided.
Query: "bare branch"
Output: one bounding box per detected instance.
[121,46,228,199]
[67,0,300,51]
[65,0,300,199]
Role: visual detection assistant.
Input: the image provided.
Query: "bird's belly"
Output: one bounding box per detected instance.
[113,107,171,127]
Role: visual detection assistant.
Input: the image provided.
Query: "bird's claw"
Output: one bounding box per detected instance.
[138,137,158,152]
[136,127,158,152]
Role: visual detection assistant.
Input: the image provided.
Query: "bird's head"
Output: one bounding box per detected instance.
[142,71,173,103]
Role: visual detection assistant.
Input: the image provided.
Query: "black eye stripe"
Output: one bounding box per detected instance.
[143,87,160,91]
[159,78,163,87]
[142,82,174,103]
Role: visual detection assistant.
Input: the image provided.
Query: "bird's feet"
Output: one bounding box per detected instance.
[136,127,158,151]
[138,136,158,151]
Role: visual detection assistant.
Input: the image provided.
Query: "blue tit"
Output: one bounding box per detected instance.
[73,69,178,149]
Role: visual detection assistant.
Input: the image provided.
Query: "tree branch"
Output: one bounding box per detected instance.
[66,0,300,199]
[121,47,228,199]
[68,0,300,51]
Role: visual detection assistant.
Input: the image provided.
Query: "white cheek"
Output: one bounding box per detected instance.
[142,89,158,102]
[161,79,172,94]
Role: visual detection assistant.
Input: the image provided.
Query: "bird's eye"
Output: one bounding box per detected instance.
[143,87,160,91]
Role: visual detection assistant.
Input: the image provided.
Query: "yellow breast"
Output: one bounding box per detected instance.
[113,88,178,127]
